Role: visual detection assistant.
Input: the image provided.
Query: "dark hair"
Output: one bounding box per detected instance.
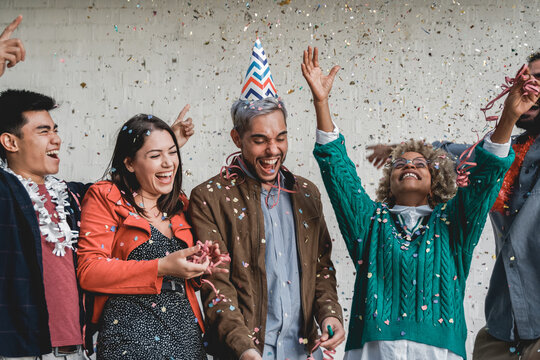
[230,97,287,136]
[527,51,540,64]
[0,89,56,159]
[105,114,184,218]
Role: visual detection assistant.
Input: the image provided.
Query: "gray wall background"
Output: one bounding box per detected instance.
[2,0,538,358]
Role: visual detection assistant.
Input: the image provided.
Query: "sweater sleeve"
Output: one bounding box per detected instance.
[446,143,514,267]
[188,187,257,358]
[313,134,376,262]
[76,184,163,294]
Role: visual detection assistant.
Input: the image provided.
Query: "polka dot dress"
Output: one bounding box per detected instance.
[97,225,207,360]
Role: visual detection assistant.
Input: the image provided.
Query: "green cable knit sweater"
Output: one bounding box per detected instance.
[313,134,514,358]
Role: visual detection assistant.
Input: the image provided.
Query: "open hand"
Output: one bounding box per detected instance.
[366,144,393,169]
[171,104,195,148]
[0,15,25,77]
[301,46,340,103]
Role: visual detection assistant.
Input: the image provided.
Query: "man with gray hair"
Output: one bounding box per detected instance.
[189,95,345,359]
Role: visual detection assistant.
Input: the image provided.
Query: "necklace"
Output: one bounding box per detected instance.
[137,193,167,220]
[0,160,78,256]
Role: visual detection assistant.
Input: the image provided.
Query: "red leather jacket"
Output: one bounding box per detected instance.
[76,181,204,331]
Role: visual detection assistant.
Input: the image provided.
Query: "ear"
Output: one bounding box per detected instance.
[123,157,135,173]
[0,133,20,154]
[230,129,242,149]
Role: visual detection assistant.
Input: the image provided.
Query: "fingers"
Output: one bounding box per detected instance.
[326,65,341,89]
[0,15,22,40]
[4,44,23,64]
[319,324,345,350]
[172,104,190,127]
[313,46,319,68]
[179,244,201,258]
[183,262,208,279]
[376,158,387,169]
[181,117,195,136]
[2,52,16,68]
[302,48,309,69]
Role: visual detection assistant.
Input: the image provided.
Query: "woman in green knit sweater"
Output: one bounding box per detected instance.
[301,46,539,359]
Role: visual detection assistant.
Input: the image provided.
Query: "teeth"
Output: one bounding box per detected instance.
[261,159,278,165]
[156,172,173,177]
[403,173,418,180]
[46,150,59,156]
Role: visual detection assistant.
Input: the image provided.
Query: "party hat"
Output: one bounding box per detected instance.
[240,38,278,100]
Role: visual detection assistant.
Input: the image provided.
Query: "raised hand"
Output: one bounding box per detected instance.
[171,104,195,148]
[0,15,25,77]
[491,65,540,144]
[301,46,340,103]
[504,66,540,119]
[366,144,393,169]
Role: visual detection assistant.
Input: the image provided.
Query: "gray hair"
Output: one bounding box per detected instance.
[230,97,288,136]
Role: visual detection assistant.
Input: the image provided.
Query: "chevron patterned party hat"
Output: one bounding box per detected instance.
[240,39,278,100]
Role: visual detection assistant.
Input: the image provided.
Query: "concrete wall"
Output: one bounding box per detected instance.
[2,0,538,357]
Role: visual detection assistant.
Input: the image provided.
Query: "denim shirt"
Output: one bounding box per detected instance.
[435,135,540,341]
[238,163,311,359]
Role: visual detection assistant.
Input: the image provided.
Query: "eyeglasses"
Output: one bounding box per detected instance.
[389,157,430,169]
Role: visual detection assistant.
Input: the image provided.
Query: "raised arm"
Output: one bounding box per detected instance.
[303,46,376,261]
[301,46,340,132]
[449,67,539,265]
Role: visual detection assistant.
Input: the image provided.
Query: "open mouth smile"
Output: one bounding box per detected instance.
[400,171,421,181]
[258,157,280,174]
[46,150,59,159]
[155,171,174,184]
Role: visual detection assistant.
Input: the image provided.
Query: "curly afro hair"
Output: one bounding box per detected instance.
[376,139,458,208]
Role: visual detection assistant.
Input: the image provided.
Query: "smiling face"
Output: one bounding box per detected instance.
[3,110,61,184]
[231,109,288,189]
[124,129,179,199]
[389,151,432,206]
[516,59,540,133]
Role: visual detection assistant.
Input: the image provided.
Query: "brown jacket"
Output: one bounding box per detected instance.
[188,166,343,359]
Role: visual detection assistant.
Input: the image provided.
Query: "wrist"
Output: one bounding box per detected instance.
[500,107,520,124]
[157,258,167,277]
[314,98,329,106]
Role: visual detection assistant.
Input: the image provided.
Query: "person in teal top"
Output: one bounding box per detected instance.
[301,46,540,359]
